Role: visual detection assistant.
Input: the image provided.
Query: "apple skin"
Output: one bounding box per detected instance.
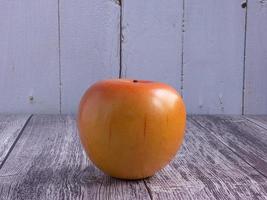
[77,79,186,180]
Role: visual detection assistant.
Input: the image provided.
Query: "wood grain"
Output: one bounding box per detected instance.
[245,115,267,130]
[191,115,267,177]
[0,115,31,166]
[0,0,60,113]
[183,0,245,114]
[144,118,267,199]
[0,115,151,200]
[60,0,121,114]
[121,0,183,91]
[244,1,267,114]
[0,1,266,115]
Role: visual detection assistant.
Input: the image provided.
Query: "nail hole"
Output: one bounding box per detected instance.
[29,96,34,101]
[241,2,247,8]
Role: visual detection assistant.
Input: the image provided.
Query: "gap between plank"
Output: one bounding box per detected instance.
[143,180,153,200]
[58,0,62,114]
[242,0,248,115]
[118,0,123,78]
[243,116,267,131]
[0,115,33,170]
[191,116,267,179]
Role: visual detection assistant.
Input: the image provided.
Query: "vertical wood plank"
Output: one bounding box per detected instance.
[60,0,121,114]
[244,1,267,114]
[0,0,59,114]
[0,115,151,199]
[121,0,183,91]
[0,115,31,166]
[183,0,246,114]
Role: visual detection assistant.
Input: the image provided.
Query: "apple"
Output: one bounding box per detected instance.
[77,79,186,180]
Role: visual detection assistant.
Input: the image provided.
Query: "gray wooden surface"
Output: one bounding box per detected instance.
[0,115,31,166]
[191,115,267,177]
[144,118,267,199]
[245,115,267,130]
[0,115,266,199]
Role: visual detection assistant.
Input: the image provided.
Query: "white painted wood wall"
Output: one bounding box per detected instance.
[0,0,266,114]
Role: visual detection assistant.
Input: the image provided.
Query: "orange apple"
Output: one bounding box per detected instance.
[77,79,186,179]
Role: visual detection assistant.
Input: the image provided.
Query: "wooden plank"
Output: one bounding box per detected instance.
[121,0,183,91]
[60,0,120,114]
[0,115,31,166]
[0,0,60,114]
[144,118,267,199]
[244,1,267,114]
[191,115,267,177]
[245,115,267,130]
[183,0,245,114]
[0,115,151,200]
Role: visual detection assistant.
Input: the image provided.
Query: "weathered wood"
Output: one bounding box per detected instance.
[1,115,267,199]
[144,118,267,199]
[183,0,245,114]
[0,0,60,113]
[191,115,267,177]
[0,115,150,200]
[0,115,31,166]
[244,1,267,114]
[245,115,267,130]
[60,0,121,114]
[121,0,183,91]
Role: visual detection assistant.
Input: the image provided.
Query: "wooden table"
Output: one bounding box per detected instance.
[0,115,266,200]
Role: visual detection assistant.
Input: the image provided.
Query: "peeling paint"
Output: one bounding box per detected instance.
[29,96,34,103]
[218,94,224,112]
[121,32,125,43]
[259,0,267,5]
[218,94,223,105]
[241,2,247,8]
[112,0,121,6]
